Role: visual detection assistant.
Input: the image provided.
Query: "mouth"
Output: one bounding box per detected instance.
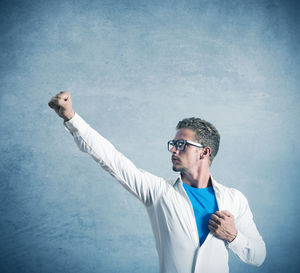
[171,156,181,164]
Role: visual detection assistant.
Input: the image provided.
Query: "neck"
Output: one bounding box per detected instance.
[181,165,211,188]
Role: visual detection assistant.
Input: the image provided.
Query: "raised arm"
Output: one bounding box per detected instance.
[48,91,168,206]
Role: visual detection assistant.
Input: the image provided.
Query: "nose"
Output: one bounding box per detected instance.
[170,145,178,154]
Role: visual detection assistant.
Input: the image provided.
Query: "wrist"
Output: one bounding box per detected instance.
[227,230,238,243]
[63,110,75,121]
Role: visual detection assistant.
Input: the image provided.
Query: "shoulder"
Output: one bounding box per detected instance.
[228,187,248,203]
[164,176,180,186]
[213,179,250,217]
[214,179,248,201]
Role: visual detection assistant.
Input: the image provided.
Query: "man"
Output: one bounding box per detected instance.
[48,91,266,273]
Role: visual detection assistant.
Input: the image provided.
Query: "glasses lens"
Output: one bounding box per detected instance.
[177,140,186,151]
[168,140,186,151]
[168,140,174,151]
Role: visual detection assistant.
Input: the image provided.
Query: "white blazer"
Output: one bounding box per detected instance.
[64,113,266,273]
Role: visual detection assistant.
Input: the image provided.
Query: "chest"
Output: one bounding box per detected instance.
[153,185,240,237]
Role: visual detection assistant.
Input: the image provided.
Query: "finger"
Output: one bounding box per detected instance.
[222,210,233,218]
[208,224,216,232]
[211,212,224,220]
[48,97,59,109]
[214,211,226,219]
[208,219,218,228]
[56,91,68,96]
[57,91,70,101]
[48,100,56,109]
[210,214,221,224]
[50,95,67,107]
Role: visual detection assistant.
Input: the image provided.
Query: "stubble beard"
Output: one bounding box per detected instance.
[172,165,187,172]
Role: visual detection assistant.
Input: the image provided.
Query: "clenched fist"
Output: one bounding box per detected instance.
[48,91,75,121]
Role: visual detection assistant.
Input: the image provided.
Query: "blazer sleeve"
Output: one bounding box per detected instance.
[227,189,266,266]
[64,112,168,206]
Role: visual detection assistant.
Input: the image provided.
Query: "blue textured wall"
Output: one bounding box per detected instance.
[1,0,299,272]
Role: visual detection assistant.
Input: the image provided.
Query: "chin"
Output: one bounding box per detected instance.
[172,165,185,172]
[172,166,180,172]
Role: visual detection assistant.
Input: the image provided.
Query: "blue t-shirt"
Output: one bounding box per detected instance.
[182,182,218,245]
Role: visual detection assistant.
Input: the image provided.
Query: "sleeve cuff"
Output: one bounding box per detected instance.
[63,112,90,135]
[227,230,248,252]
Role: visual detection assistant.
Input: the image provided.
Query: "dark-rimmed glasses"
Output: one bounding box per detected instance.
[167,139,205,151]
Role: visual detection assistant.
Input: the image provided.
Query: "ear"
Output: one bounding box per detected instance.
[201,147,211,159]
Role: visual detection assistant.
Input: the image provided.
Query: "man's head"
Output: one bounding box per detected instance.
[169,117,220,172]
